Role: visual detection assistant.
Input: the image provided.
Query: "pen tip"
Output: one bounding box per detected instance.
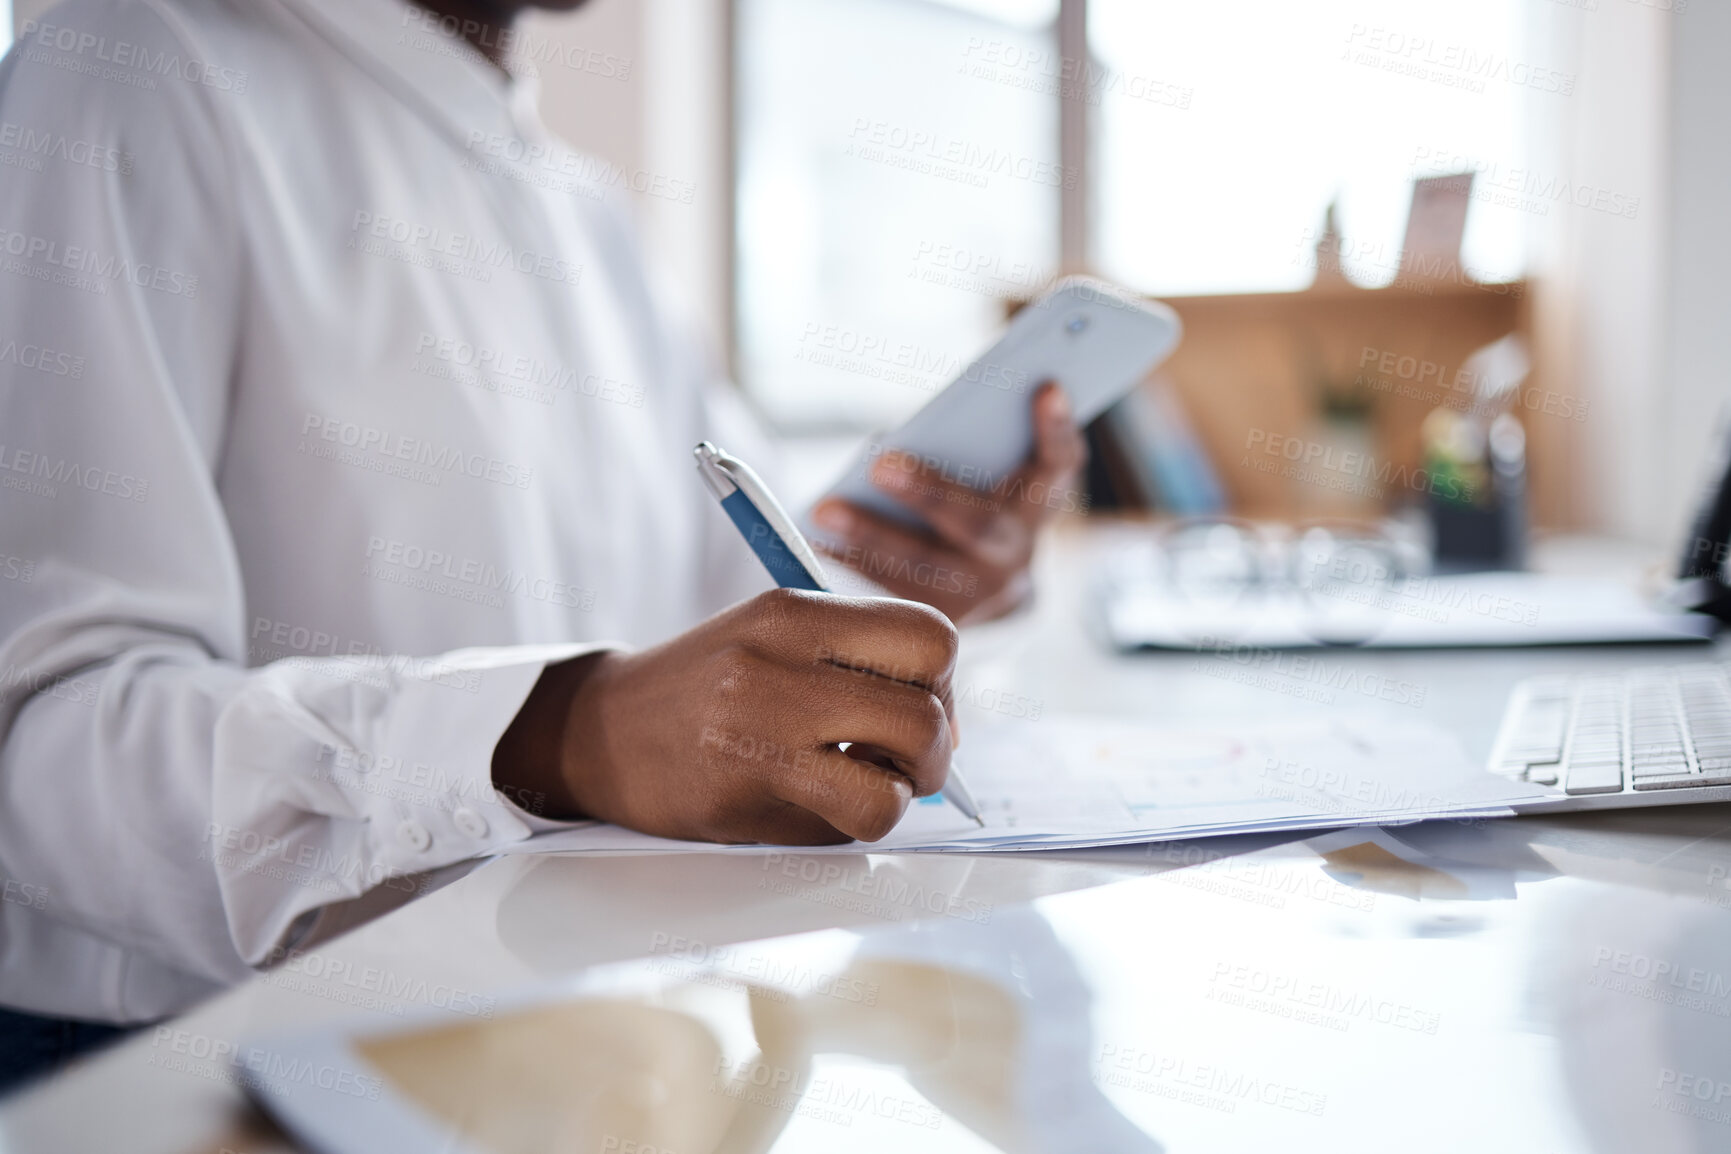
[974,816,986,828]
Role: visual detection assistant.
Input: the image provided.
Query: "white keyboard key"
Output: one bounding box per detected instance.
[1630,760,1689,780]
[1633,774,1704,791]
[1563,762,1624,795]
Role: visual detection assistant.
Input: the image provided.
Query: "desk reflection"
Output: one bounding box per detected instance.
[358,907,1159,1152]
[235,807,1731,1154]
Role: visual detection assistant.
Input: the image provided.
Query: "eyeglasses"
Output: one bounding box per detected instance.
[1126,517,1429,646]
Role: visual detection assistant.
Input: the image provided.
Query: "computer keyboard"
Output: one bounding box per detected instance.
[1489,663,1731,796]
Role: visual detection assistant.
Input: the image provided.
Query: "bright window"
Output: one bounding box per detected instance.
[735,0,1061,431]
[735,0,1536,427]
[1090,0,1529,296]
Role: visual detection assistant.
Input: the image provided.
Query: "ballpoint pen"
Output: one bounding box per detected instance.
[693,441,985,828]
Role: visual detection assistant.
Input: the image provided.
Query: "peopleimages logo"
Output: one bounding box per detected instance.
[958,38,1194,110]
[398,8,632,80]
[1242,428,1473,503]
[0,226,198,298]
[0,336,85,378]
[846,118,1077,190]
[1342,24,1575,95]
[259,945,498,1018]
[1412,147,1640,221]
[0,121,133,175]
[19,19,249,92]
[0,442,150,502]
[362,536,596,611]
[412,332,645,408]
[348,211,582,287]
[758,854,993,924]
[1354,345,1589,422]
[1094,1043,1328,1117]
[711,1056,945,1130]
[2,877,49,911]
[462,132,694,205]
[794,322,964,393]
[647,933,881,1007]
[0,665,100,708]
[298,413,534,490]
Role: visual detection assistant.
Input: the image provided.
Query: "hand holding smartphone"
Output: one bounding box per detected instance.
[808,278,1182,538]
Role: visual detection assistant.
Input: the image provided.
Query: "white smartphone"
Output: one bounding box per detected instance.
[809,278,1181,532]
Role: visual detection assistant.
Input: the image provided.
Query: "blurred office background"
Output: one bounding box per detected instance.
[8,0,1727,550]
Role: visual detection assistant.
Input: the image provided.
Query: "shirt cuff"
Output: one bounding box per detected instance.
[210,641,622,963]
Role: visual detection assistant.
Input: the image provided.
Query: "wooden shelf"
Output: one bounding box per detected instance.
[1142,278,1562,524]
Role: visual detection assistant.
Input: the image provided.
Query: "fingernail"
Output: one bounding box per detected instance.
[814,502,852,533]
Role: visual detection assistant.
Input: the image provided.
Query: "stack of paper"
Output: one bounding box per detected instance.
[500,716,1552,856]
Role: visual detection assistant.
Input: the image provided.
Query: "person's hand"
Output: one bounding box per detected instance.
[492,589,959,845]
[811,382,1086,625]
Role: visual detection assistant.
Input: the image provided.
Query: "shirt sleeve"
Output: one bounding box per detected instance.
[0,0,586,990]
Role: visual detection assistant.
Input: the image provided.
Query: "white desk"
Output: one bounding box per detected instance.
[3,525,1727,1153]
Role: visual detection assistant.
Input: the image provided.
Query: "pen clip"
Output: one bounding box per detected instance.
[694,442,832,592]
[693,442,738,501]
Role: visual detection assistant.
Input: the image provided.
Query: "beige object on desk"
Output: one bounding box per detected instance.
[359,1002,738,1154]
[734,961,1023,1154]
[352,959,1026,1154]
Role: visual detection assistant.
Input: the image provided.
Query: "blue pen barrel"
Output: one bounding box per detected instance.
[721,489,825,591]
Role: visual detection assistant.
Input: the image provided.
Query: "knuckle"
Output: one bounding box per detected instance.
[903,699,950,795]
[750,586,817,634]
[813,596,881,662]
[912,693,948,753]
[852,788,906,843]
[908,600,960,662]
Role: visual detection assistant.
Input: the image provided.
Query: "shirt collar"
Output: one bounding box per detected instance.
[270,0,540,149]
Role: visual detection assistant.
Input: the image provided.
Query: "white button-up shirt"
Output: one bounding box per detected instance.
[0,0,769,1022]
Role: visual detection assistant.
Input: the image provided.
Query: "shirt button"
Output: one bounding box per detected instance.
[452,807,489,839]
[396,819,432,854]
